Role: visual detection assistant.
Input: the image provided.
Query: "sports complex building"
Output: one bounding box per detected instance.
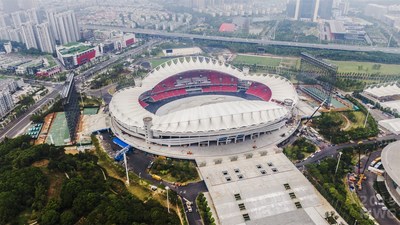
[381,140,400,207]
[109,56,299,151]
[106,56,347,225]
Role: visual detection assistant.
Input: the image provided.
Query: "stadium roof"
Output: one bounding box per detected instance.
[364,83,400,98]
[109,56,298,133]
[379,118,400,135]
[381,100,400,114]
[196,150,347,225]
[152,101,288,133]
[381,141,400,186]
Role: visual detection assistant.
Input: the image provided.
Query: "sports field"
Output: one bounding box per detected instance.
[233,54,281,67]
[46,112,70,146]
[328,60,400,75]
[232,54,299,68]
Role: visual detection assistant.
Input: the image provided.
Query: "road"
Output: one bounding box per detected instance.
[82,25,400,55]
[357,151,400,225]
[100,133,207,225]
[0,84,63,141]
[0,40,158,143]
[296,134,400,167]
[74,40,159,86]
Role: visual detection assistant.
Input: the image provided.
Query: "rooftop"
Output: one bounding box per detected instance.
[57,42,94,55]
[364,82,400,98]
[381,141,400,186]
[196,149,347,225]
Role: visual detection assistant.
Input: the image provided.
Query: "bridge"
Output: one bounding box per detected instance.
[82,24,400,54]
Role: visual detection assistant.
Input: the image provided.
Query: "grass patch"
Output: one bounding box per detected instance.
[343,111,366,131]
[328,60,400,75]
[150,157,200,183]
[283,137,317,162]
[150,58,172,68]
[233,54,283,67]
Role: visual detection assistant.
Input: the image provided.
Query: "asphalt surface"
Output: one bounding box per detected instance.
[0,40,157,143]
[100,133,207,225]
[296,134,400,167]
[357,151,400,225]
[74,40,159,86]
[82,25,400,54]
[0,84,63,141]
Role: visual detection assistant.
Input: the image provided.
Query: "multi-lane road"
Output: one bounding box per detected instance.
[0,40,159,142]
[0,84,63,141]
[296,134,400,167]
[82,25,400,55]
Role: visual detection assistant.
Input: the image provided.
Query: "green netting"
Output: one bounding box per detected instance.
[46,112,70,146]
[83,107,99,115]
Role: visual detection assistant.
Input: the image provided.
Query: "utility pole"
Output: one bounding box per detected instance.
[335,152,343,175]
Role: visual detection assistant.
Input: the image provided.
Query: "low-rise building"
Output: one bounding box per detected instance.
[56,42,101,69]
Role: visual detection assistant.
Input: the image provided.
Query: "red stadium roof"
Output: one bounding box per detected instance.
[219,23,236,32]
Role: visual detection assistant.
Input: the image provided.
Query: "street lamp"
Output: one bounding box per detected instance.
[165,186,170,213]
[335,152,343,175]
[363,109,370,128]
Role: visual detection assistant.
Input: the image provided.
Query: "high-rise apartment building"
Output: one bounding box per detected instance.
[0,91,14,118]
[287,0,320,22]
[318,0,333,19]
[8,28,22,42]
[34,22,54,53]
[26,8,39,24]
[47,10,80,45]
[11,11,23,27]
[21,22,37,49]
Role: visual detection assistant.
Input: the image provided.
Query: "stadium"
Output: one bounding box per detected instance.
[109,56,299,156]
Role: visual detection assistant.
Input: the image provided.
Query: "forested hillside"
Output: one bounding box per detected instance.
[0,136,179,225]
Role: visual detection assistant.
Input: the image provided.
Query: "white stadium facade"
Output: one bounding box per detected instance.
[109,56,299,150]
[107,57,349,225]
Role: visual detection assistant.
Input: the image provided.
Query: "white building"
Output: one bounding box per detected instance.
[34,22,55,53]
[47,10,80,45]
[0,91,14,118]
[26,8,39,24]
[21,22,37,49]
[7,28,22,42]
[11,11,22,28]
[3,42,12,53]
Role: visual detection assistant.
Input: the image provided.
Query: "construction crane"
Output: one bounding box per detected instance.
[115,146,131,185]
[357,150,372,191]
[298,98,327,134]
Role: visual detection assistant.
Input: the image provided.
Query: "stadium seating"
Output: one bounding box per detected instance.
[139,100,149,108]
[246,83,272,101]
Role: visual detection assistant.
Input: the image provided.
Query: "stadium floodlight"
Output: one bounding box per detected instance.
[115,146,130,185]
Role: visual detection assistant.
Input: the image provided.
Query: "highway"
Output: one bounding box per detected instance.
[0,40,158,142]
[0,84,63,141]
[296,134,400,167]
[82,25,400,54]
[75,39,159,86]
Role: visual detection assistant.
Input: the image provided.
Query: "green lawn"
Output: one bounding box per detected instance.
[232,54,283,67]
[150,58,172,68]
[328,60,400,75]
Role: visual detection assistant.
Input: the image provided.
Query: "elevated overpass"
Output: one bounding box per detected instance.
[82,24,400,54]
